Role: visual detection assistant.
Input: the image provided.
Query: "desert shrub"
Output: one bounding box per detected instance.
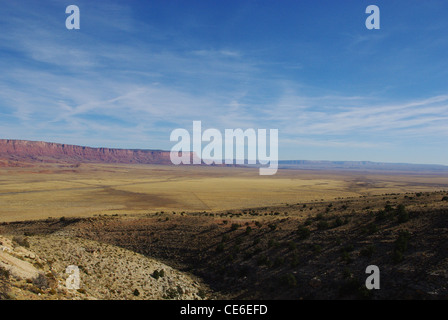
[256,255,270,266]
[268,224,277,231]
[442,196,448,201]
[340,251,353,264]
[163,288,179,299]
[375,210,387,221]
[393,230,411,263]
[268,239,279,248]
[342,244,354,252]
[133,288,140,297]
[395,204,409,223]
[280,273,297,288]
[222,234,230,242]
[288,241,297,251]
[245,226,252,235]
[216,243,225,253]
[12,236,30,248]
[253,247,262,255]
[197,289,206,299]
[230,223,240,231]
[243,251,253,260]
[151,270,160,279]
[0,266,10,280]
[312,244,322,254]
[384,204,394,213]
[32,273,49,290]
[363,223,379,235]
[315,212,324,220]
[273,257,285,268]
[317,220,329,230]
[360,245,376,258]
[332,217,344,228]
[290,254,300,267]
[297,225,311,240]
[339,277,372,299]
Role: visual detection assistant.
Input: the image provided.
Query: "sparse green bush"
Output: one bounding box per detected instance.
[396,204,409,223]
[297,225,311,240]
[273,257,285,268]
[360,245,376,258]
[268,239,279,248]
[290,254,300,267]
[151,270,162,279]
[163,287,179,299]
[332,217,344,228]
[197,289,206,299]
[340,250,353,264]
[280,273,297,288]
[256,255,270,266]
[339,277,372,299]
[363,223,378,235]
[288,241,297,251]
[312,244,322,254]
[375,210,387,221]
[393,230,410,263]
[317,220,329,230]
[230,223,240,231]
[216,243,225,253]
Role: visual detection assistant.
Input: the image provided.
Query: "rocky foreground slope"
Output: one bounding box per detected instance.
[2,191,448,299]
[0,234,209,300]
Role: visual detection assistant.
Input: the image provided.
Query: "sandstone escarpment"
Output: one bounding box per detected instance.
[0,139,177,166]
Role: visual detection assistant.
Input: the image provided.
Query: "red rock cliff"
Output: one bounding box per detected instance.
[0,139,179,165]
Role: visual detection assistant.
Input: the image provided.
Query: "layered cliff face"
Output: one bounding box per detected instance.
[0,139,179,166]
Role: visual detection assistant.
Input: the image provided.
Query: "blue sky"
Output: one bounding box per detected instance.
[0,0,447,164]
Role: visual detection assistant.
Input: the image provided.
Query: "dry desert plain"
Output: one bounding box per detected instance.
[0,162,447,222]
[1,162,448,300]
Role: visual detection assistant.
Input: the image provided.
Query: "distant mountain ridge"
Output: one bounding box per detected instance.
[277,160,448,172]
